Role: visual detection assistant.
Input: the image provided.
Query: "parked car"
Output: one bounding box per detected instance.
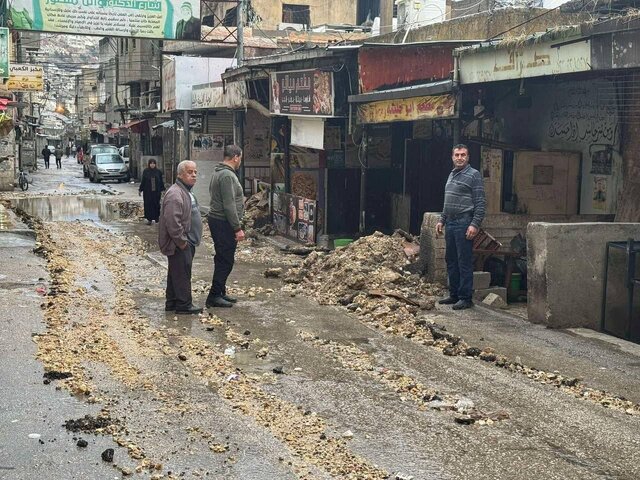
[83,144,119,178]
[88,152,129,183]
[118,145,129,168]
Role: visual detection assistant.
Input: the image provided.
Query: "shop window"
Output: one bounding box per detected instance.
[282,4,310,27]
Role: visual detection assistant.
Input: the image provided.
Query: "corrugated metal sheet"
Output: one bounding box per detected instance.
[358,45,454,93]
[205,111,234,135]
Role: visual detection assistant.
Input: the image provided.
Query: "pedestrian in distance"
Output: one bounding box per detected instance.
[76,145,83,164]
[139,159,165,225]
[54,145,63,169]
[205,145,245,308]
[158,160,203,315]
[42,145,51,169]
[436,144,486,310]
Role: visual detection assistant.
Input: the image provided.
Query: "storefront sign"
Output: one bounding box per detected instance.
[270,69,334,117]
[191,81,246,109]
[162,58,176,111]
[0,28,9,79]
[7,64,44,91]
[459,37,591,84]
[357,94,455,124]
[8,0,201,40]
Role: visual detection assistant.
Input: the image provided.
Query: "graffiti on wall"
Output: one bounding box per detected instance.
[548,86,619,144]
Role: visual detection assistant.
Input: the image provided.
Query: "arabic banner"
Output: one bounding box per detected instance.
[191,81,246,109]
[270,69,334,117]
[357,94,456,124]
[8,0,201,40]
[0,28,9,79]
[7,64,43,92]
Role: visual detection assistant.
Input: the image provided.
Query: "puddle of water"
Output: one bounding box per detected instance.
[0,233,35,248]
[12,196,120,222]
[0,204,15,230]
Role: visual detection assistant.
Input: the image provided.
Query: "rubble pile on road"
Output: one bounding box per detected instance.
[284,231,442,338]
[243,189,270,230]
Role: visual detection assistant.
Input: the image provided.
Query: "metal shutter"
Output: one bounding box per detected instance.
[205,110,234,135]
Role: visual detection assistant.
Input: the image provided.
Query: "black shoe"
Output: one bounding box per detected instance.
[452,300,474,310]
[222,295,237,304]
[206,296,233,308]
[438,296,459,305]
[165,304,175,312]
[175,305,203,314]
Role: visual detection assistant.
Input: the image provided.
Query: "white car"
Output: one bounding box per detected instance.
[119,145,129,168]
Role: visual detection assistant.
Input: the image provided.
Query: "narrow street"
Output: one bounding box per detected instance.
[1,161,639,479]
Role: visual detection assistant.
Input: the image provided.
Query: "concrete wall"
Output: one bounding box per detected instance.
[617,71,640,222]
[528,222,640,333]
[252,0,357,29]
[368,8,588,42]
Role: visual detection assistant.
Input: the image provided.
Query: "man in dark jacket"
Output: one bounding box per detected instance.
[205,145,245,308]
[158,160,203,314]
[42,145,51,169]
[175,2,201,40]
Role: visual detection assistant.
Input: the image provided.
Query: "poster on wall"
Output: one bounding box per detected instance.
[270,69,334,117]
[190,134,224,162]
[592,176,607,211]
[0,28,9,79]
[8,0,201,40]
[590,146,613,175]
[272,191,317,243]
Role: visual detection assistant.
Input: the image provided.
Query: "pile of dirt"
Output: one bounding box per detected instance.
[243,189,270,229]
[64,413,119,433]
[284,231,442,336]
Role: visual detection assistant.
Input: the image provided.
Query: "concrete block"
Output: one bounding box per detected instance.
[527,222,640,332]
[482,293,507,308]
[474,286,507,303]
[473,271,491,290]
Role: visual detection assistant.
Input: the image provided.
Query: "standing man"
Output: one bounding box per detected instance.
[54,144,63,169]
[436,144,486,310]
[158,160,203,314]
[205,145,245,308]
[42,145,51,169]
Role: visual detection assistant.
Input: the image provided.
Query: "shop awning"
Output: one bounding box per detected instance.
[348,80,455,125]
[348,80,453,104]
[152,120,175,129]
[107,128,120,134]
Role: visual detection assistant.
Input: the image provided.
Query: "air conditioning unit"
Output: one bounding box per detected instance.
[279,22,305,31]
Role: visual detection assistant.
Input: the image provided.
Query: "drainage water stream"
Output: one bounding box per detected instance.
[11,196,121,222]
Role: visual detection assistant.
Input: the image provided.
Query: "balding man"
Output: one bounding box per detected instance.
[158,160,203,314]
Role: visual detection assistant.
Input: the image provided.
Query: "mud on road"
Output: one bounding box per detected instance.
[6,202,640,480]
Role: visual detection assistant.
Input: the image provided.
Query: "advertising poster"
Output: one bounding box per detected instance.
[0,28,9,79]
[191,134,224,162]
[272,191,317,243]
[8,0,201,40]
[592,176,607,211]
[7,64,44,91]
[270,69,334,117]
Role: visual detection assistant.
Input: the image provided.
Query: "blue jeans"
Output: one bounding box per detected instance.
[445,217,474,301]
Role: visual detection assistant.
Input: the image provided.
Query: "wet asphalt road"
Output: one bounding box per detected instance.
[1,161,639,479]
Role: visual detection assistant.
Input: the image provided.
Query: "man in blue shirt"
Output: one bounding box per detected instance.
[435,144,486,310]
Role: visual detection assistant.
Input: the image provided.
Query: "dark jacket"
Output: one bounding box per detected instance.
[208,163,244,232]
[175,17,201,40]
[158,180,192,256]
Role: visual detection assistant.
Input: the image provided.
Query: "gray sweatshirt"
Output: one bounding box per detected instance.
[208,163,244,231]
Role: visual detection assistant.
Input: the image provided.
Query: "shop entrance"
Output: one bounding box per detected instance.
[405,138,452,233]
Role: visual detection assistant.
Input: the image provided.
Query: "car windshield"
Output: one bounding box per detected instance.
[96,154,123,165]
[92,146,118,155]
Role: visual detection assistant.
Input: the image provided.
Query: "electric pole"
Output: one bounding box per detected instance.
[237,0,245,66]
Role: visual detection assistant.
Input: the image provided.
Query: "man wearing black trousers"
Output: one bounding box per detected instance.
[206,145,245,308]
[158,160,203,314]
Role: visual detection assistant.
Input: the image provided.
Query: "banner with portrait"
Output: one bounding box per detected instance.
[8,0,201,40]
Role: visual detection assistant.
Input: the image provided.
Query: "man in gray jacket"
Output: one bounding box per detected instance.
[205,145,245,308]
[158,160,203,314]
